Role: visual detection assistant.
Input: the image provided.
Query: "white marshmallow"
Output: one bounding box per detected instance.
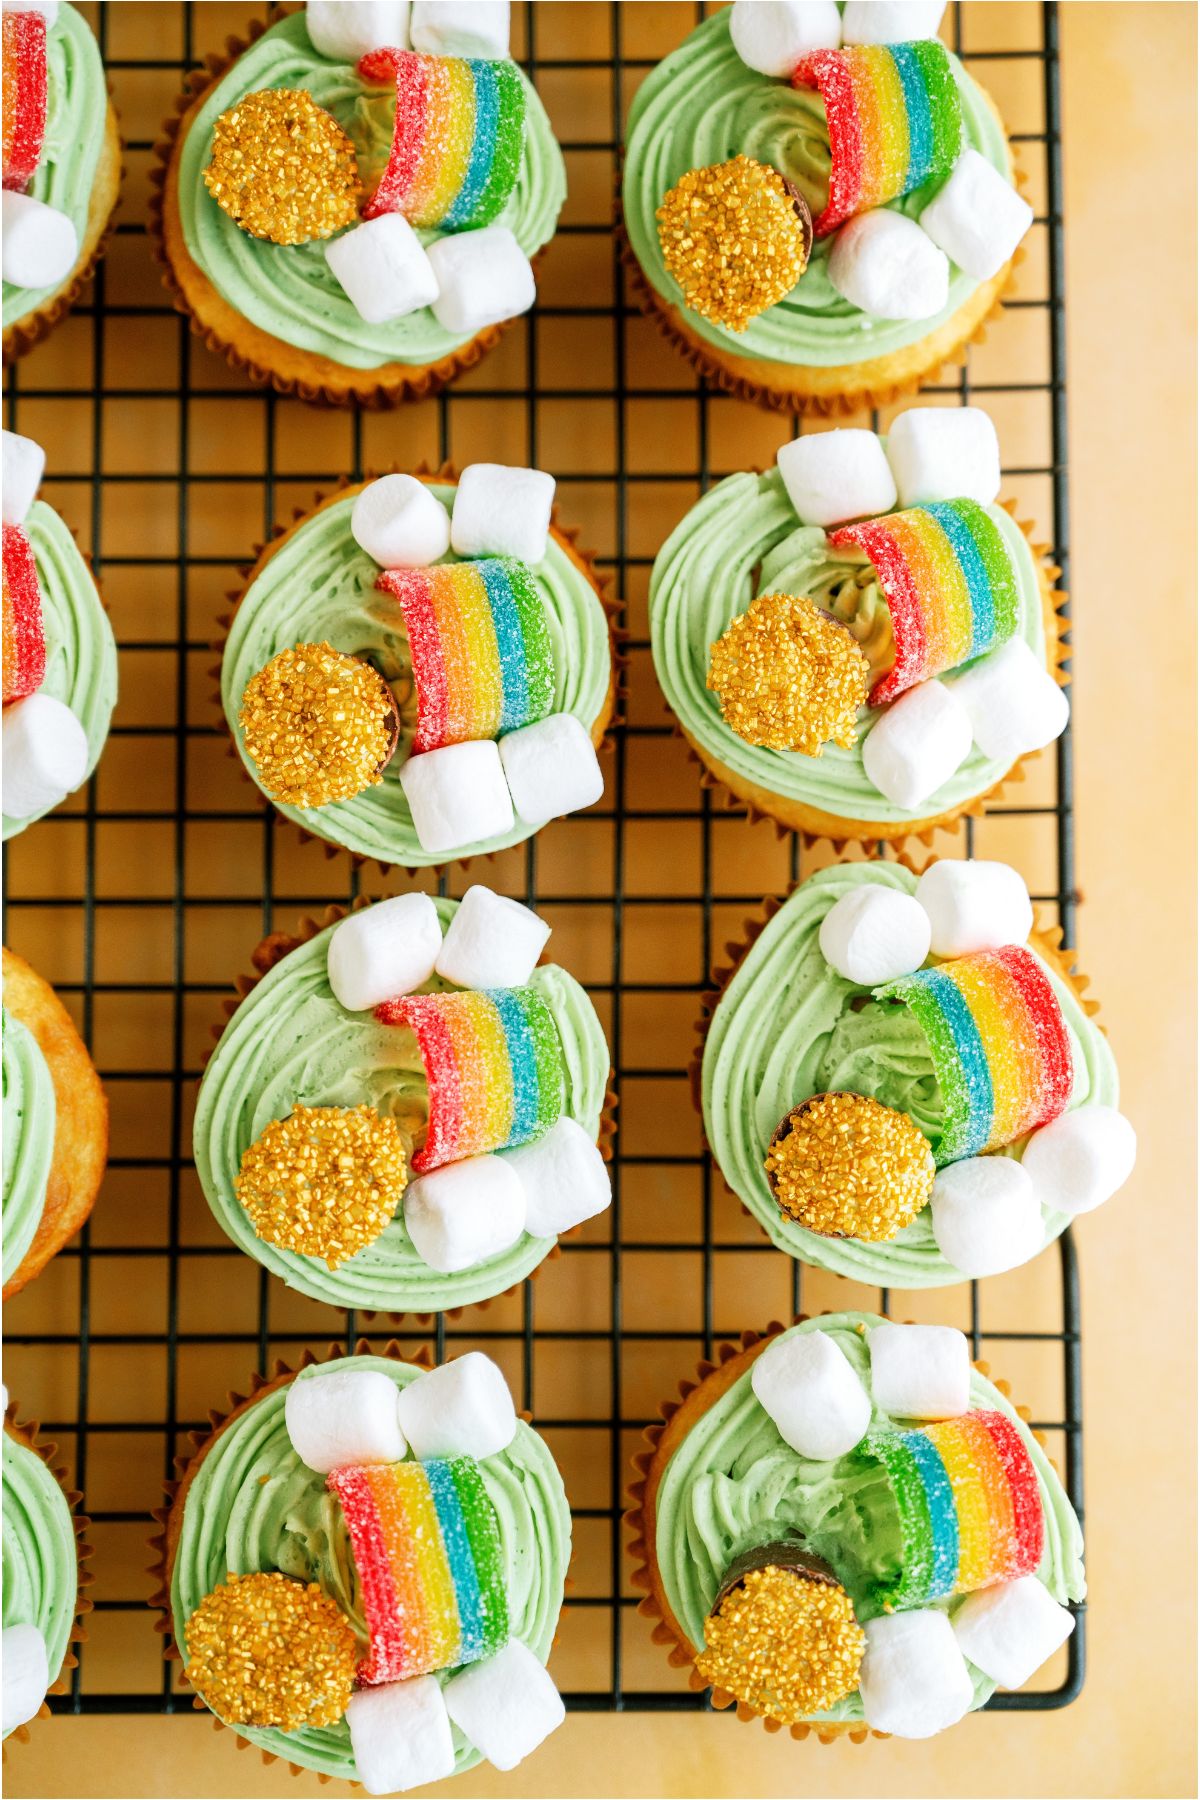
[404,1155,526,1273]
[931,1155,1046,1278]
[284,1367,407,1473]
[1021,1106,1137,1219]
[428,225,535,336]
[2,693,89,820]
[501,1117,611,1237]
[861,679,973,810]
[841,1,945,44]
[915,859,1033,958]
[2,190,78,292]
[325,213,439,325]
[450,463,556,565]
[2,1624,49,1736]
[868,1322,970,1420]
[776,429,896,529]
[347,1676,455,1796]
[499,712,603,826]
[395,1351,518,1460]
[400,739,514,854]
[828,210,950,321]
[885,406,1002,508]
[350,473,450,569]
[859,1609,973,1738]
[436,884,551,990]
[750,1328,871,1461]
[444,1639,565,1771]
[920,148,1034,282]
[6,5,60,24]
[818,885,931,985]
[410,0,509,58]
[306,0,409,60]
[949,637,1069,764]
[327,892,442,1011]
[953,1577,1075,1690]
[2,430,46,527]
[728,1,841,76]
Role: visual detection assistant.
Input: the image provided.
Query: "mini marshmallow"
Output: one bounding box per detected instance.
[404,1154,526,1273]
[2,190,79,293]
[949,637,1069,764]
[931,1155,1045,1278]
[920,147,1034,282]
[841,1,945,43]
[868,1322,970,1420]
[885,406,1002,508]
[444,1638,565,1771]
[728,1,841,77]
[435,883,551,989]
[395,1350,518,1460]
[828,209,950,322]
[818,885,931,985]
[776,429,897,529]
[410,0,510,58]
[953,1576,1075,1690]
[1021,1106,1137,1219]
[284,1367,407,1473]
[500,1116,611,1237]
[915,859,1033,958]
[861,679,973,810]
[450,463,556,565]
[2,1624,49,1736]
[328,893,442,1011]
[347,1675,455,1796]
[325,213,439,325]
[428,225,535,336]
[400,739,515,854]
[750,1328,872,1461]
[2,693,89,820]
[859,1609,974,1739]
[499,712,603,826]
[2,430,46,527]
[306,0,410,60]
[350,473,451,569]
[6,4,59,22]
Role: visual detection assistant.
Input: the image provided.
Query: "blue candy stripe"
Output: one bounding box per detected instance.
[487,988,540,1146]
[901,1429,960,1600]
[424,1457,483,1662]
[478,558,530,732]
[925,501,996,660]
[890,43,934,189]
[918,966,995,1160]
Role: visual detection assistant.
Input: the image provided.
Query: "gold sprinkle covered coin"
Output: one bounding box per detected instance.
[656,154,812,332]
[235,1103,408,1267]
[765,1090,935,1241]
[204,87,362,244]
[696,1564,865,1724]
[708,593,870,755]
[185,1572,358,1730]
[240,642,399,809]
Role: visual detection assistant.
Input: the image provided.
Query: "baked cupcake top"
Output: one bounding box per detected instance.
[2,1422,77,1738]
[1,1007,55,1290]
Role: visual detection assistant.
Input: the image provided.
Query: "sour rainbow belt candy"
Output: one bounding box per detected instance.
[2,8,47,194]
[2,524,46,703]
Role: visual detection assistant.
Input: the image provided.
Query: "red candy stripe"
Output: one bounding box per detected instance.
[992,944,1074,1128]
[792,49,864,236]
[377,568,449,752]
[977,1409,1045,1578]
[325,1467,409,1682]
[375,993,464,1170]
[2,10,47,193]
[358,46,430,220]
[830,516,927,700]
[2,524,46,704]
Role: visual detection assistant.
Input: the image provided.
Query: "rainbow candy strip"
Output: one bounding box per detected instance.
[378,558,555,753]
[877,945,1072,1166]
[376,986,565,1172]
[358,47,526,229]
[328,1456,509,1685]
[793,43,963,237]
[829,500,1021,705]
[861,1409,1045,1609]
[2,525,46,704]
[2,8,47,193]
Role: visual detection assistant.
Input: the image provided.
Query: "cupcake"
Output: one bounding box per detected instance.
[153,1345,571,1791]
[2,427,119,839]
[697,859,1134,1289]
[2,947,107,1298]
[650,407,1067,850]
[151,5,566,404]
[194,885,612,1315]
[2,1,122,360]
[622,5,1033,414]
[628,1313,1084,1740]
[221,466,615,867]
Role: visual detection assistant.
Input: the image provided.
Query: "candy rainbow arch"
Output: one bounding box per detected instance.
[2,525,46,704]
[2,8,47,194]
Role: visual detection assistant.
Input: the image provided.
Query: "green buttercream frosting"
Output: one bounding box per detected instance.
[176,13,566,369]
[654,1312,1085,1724]
[701,863,1118,1286]
[2,1431,76,1736]
[2,1009,55,1288]
[194,897,609,1312]
[221,481,610,865]
[168,1356,570,1780]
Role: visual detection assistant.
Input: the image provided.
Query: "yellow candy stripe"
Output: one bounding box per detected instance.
[863,45,910,202]
[393,1465,460,1671]
[948,954,1039,1149]
[925,1420,993,1591]
[454,562,504,738]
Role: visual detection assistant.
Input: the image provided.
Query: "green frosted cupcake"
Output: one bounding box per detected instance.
[3,1409,88,1741]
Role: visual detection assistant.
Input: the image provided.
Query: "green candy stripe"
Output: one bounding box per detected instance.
[858,1434,932,1608]
[514,987,566,1137]
[449,1455,509,1655]
[476,60,527,226]
[508,558,556,720]
[912,38,964,171]
[957,500,1021,640]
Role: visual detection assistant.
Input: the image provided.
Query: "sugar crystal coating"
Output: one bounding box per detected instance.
[707,591,870,755]
[2,524,46,703]
[184,1572,358,1730]
[656,154,812,332]
[2,10,47,194]
[203,87,362,244]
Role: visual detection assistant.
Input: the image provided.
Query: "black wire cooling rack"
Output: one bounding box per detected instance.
[3,0,1083,1729]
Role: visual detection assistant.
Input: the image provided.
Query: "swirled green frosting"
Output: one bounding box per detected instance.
[654,1311,1085,1724]
[702,863,1118,1286]
[650,469,1047,828]
[169,1355,570,1781]
[623,10,1011,367]
[221,480,610,865]
[176,13,566,369]
[2,1431,76,1736]
[2,1009,55,1289]
[3,500,118,842]
[194,897,609,1312]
